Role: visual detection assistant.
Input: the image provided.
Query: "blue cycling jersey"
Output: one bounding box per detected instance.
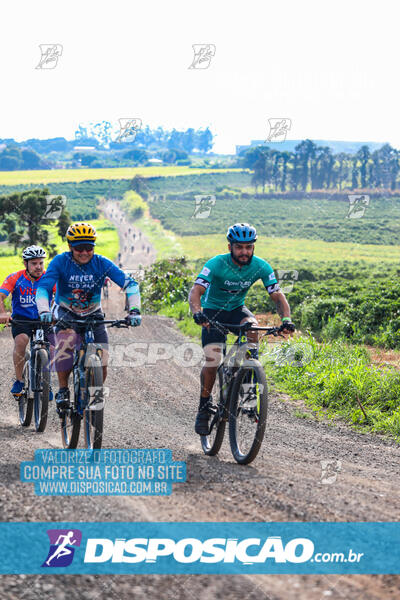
[36,252,140,316]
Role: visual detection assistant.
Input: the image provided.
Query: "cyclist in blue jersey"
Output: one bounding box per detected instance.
[0,246,54,397]
[36,222,142,412]
[188,223,295,435]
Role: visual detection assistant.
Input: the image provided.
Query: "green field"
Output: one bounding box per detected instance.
[0,218,119,285]
[148,194,400,246]
[0,166,243,185]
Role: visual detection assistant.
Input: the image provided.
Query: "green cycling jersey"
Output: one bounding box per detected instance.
[195,253,279,311]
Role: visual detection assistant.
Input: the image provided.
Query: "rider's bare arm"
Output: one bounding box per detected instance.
[269,289,291,320]
[188,283,206,314]
[0,292,10,323]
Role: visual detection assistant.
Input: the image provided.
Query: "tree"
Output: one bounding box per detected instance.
[197,127,213,152]
[356,145,370,188]
[57,209,71,239]
[294,140,317,191]
[182,128,196,154]
[0,188,67,254]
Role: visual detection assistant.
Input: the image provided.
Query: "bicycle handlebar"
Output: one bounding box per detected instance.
[206,319,287,336]
[10,317,130,329]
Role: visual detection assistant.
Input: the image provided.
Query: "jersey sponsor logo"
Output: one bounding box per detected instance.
[223,280,251,288]
[269,272,276,281]
[200,267,210,276]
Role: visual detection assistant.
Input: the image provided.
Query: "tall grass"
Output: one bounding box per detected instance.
[261,335,400,440]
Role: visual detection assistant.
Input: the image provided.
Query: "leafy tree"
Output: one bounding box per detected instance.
[357,145,370,188]
[0,188,67,253]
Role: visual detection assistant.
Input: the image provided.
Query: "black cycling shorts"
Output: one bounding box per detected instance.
[201,306,256,347]
[11,316,53,343]
[53,306,108,345]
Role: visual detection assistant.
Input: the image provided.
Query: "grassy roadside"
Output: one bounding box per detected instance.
[156,298,400,442]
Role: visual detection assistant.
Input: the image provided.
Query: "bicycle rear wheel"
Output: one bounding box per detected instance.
[201,368,227,456]
[33,349,50,432]
[19,351,33,427]
[229,362,268,465]
[84,355,104,449]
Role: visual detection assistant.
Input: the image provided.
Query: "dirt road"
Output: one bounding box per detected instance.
[102,200,157,270]
[0,209,399,599]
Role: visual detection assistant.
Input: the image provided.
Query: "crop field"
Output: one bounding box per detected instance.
[0,171,252,221]
[0,166,243,185]
[148,194,400,245]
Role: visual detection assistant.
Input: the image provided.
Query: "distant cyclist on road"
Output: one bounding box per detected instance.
[36,222,142,413]
[102,276,111,299]
[188,223,295,435]
[0,246,55,398]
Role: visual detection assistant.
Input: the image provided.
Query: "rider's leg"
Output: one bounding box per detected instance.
[13,333,29,381]
[195,343,222,435]
[54,328,76,388]
[200,344,222,397]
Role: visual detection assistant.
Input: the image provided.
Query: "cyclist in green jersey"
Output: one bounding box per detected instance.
[188,223,295,435]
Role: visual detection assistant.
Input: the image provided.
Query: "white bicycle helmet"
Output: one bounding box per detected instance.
[22,245,47,260]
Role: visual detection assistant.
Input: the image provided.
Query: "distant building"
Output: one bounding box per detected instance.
[148,158,163,164]
[73,146,97,151]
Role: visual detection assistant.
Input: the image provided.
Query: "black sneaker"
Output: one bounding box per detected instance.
[194,397,214,435]
[55,387,70,412]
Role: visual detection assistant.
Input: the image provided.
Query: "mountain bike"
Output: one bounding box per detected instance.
[11,319,52,432]
[201,320,285,465]
[58,316,129,450]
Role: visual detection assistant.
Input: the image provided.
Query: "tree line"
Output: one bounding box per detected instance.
[241,140,400,192]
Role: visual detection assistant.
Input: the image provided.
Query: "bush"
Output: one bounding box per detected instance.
[121,190,147,220]
[141,257,193,312]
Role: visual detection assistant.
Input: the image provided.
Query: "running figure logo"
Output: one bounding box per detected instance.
[42,529,82,567]
[36,44,63,69]
[188,44,216,69]
[266,118,292,142]
[116,118,142,143]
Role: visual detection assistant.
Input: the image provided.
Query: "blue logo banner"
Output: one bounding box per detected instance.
[0,522,399,574]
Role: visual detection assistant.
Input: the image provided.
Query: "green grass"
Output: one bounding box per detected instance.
[134,214,185,259]
[158,301,201,339]
[260,335,400,441]
[131,222,400,265]
[0,166,243,185]
[0,218,119,284]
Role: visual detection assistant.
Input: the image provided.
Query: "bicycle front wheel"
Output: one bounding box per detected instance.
[19,351,33,427]
[61,410,81,449]
[84,355,104,449]
[33,349,50,432]
[201,368,227,456]
[229,362,268,465]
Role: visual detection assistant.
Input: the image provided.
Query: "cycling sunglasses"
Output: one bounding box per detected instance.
[73,244,95,252]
